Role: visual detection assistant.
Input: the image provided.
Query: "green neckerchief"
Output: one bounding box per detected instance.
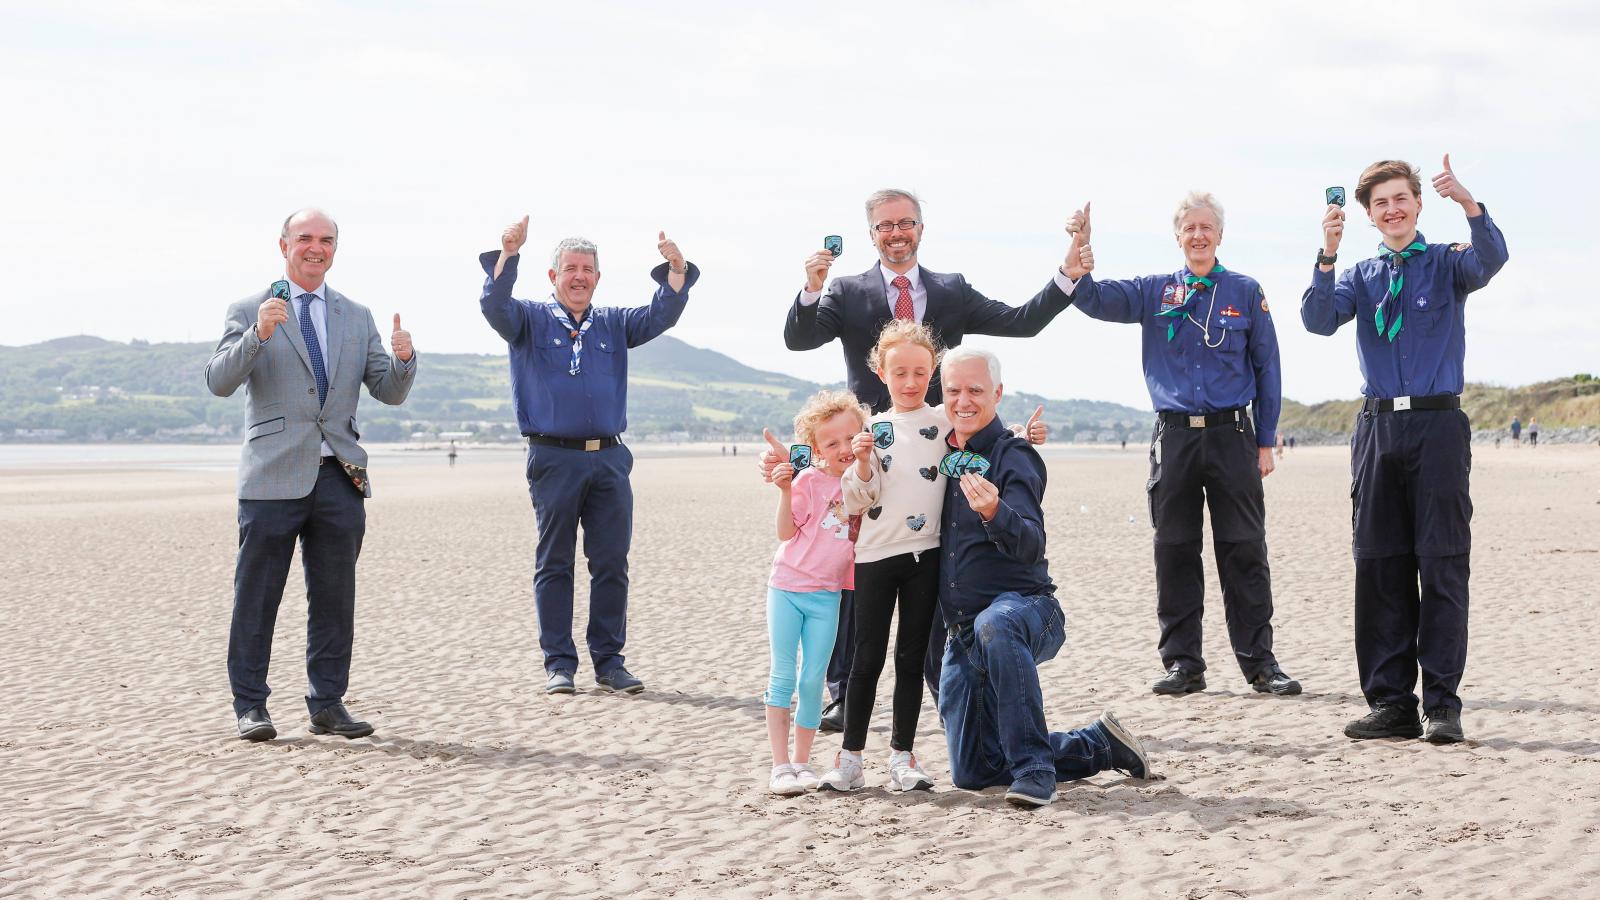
[1375,240,1426,342]
[1156,264,1226,341]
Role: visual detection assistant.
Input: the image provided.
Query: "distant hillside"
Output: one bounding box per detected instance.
[1277,376,1600,443]
[0,335,1150,443]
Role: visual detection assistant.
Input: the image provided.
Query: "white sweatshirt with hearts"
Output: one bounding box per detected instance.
[841,404,948,564]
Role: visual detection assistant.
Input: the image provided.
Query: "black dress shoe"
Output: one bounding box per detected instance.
[1250,665,1303,696]
[308,701,375,739]
[238,707,276,742]
[1344,703,1422,740]
[1151,665,1206,695]
[1423,707,1465,744]
[817,699,844,734]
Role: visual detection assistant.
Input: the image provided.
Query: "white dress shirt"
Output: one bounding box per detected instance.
[799,264,1080,317]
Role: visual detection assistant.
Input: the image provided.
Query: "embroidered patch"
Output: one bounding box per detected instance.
[1450,243,1471,252]
[1415,296,1431,310]
[1220,305,1242,318]
[872,421,895,449]
[1258,286,1269,313]
[1260,298,1270,313]
[1161,283,1187,308]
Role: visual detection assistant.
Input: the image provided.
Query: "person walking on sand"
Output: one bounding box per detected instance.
[206,207,418,742]
[479,216,698,696]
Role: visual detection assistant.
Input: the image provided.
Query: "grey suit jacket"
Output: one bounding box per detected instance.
[205,285,417,500]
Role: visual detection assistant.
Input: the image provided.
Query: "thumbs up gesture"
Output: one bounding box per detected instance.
[1062,201,1094,279]
[761,427,794,488]
[391,314,413,362]
[1431,153,1477,211]
[657,230,685,269]
[1008,405,1048,445]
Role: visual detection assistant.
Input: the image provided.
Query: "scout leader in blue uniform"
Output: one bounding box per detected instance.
[1302,156,1507,744]
[1065,193,1302,698]
[480,216,699,697]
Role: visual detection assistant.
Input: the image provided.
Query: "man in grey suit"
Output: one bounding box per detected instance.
[206,207,417,742]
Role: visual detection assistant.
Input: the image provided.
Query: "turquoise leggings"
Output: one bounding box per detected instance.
[764,587,841,729]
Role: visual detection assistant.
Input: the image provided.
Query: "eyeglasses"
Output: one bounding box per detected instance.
[873,219,921,233]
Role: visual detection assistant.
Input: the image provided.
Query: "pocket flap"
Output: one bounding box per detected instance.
[247,417,285,440]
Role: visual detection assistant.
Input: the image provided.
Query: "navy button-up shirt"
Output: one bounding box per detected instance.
[1300,208,1508,398]
[938,416,1055,629]
[478,251,698,438]
[1070,263,1282,447]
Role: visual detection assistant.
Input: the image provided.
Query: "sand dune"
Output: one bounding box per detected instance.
[2,444,1598,898]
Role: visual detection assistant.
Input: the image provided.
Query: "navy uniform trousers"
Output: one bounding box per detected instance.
[525,441,634,678]
[228,459,365,718]
[1146,413,1279,680]
[1351,408,1472,714]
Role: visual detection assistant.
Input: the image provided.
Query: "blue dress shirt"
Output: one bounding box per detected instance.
[1070,263,1282,447]
[1300,208,1508,398]
[478,252,697,439]
[937,416,1055,629]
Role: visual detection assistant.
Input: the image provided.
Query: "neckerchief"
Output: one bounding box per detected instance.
[1156,264,1226,341]
[550,303,592,375]
[1375,240,1426,342]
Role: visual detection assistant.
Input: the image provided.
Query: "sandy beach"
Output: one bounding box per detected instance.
[2,442,1598,898]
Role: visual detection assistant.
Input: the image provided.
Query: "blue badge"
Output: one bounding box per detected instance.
[1415,296,1430,310]
[872,421,895,449]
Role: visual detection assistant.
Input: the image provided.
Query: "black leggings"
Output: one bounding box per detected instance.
[842,551,940,752]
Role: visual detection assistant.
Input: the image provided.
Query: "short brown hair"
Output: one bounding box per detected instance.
[1355,160,1421,211]
[792,389,869,448]
[867,319,941,374]
[865,188,923,222]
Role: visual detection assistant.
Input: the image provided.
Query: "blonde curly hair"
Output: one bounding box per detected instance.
[792,389,870,448]
[866,319,941,374]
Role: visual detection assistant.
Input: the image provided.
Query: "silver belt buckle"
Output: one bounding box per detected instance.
[585,438,601,451]
[1188,415,1206,428]
[1393,396,1412,412]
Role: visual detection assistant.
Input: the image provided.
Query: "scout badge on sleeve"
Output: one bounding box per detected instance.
[872,421,895,449]
[938,450,992,479]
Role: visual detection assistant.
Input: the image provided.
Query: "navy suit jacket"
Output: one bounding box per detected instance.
[783,262,1073,412]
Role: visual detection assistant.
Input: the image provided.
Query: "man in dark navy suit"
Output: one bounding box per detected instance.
[783,188,1082,731]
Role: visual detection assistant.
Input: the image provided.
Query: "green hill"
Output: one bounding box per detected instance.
[0,335,1151,443]
[1277,376,1600,442]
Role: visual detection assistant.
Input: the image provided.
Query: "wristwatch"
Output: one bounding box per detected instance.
[669,260,687,274]
[1316,250,1338,266]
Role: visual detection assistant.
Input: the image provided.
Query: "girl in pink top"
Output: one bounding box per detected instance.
[760,389,869,796]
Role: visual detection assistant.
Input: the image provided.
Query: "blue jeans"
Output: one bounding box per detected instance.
[939,592,1111,789]
[765,587,841,729]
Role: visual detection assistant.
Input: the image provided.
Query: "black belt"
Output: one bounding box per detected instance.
[526,433,621,451]
[1362,394,1459,414]
[1159,408,1246,429]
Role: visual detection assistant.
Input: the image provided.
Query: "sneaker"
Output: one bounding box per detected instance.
[595,667,644,694]
[790,761,821,792]
[887,750,935,792]
[1004,770,1057,808]
[1094,710,1151,779]
[1151,664,1206,695]
[545,670,575,695]
[1423,707,1465,744]
[769,764,804,797]
[1250,665,1303,696]
[1344,703,1423,740]
[818,750,866,792]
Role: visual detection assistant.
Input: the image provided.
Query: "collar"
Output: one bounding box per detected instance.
[1181,260,1226,281]
[878,262,922,293]
[1378,233,1428,255]
[288,279,326,303]
[946,414,1009,455]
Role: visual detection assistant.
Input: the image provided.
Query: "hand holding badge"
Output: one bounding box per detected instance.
[257,280,292,341]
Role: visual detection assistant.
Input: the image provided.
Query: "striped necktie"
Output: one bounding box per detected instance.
[551,305,592,375]
[892,275,914,320]
[297,294,328,406]
[1375,241,1426,342]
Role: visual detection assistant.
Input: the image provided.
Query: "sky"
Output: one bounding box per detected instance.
[3,0,1596,409]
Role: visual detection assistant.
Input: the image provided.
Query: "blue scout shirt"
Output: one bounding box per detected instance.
[938,416,1055,629]
[1070,263,1282,447]
[1300,207,1508,398]
[479,251,699,438]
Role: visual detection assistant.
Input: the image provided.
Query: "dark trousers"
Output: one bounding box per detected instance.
[826,590,853,704]
[1351,408,1473,713]
[526,442,633,677]
[228,460,365,717]
[843,551,940,752]
[1147,415,1277,680]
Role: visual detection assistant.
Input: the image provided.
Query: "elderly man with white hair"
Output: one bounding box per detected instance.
[935,345,1152,808]
[1064,194,1301,699]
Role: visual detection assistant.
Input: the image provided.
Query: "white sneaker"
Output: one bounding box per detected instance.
[818,751,866,792]
[887,750,934,792]
[769,764,804,797]
[790,761,821,792]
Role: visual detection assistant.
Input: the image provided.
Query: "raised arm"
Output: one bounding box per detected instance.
[363,310,417,406]
[1301,203,1357,335]
[1431,156,1509,294]
[479,217,532,344]
[784,250,846,351]
[622,232,697,348]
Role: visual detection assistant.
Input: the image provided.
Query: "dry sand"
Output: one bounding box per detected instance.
[2,443,1598,898]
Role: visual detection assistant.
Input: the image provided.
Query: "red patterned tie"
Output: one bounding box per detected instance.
[892,275,914,320]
